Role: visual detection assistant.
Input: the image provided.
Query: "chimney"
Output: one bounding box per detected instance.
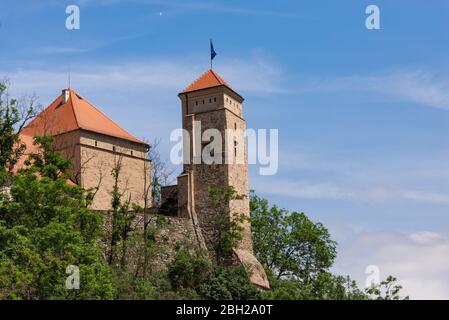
[62,89,70,103]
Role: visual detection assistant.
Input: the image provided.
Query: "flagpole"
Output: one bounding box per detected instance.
[210,39,213,70]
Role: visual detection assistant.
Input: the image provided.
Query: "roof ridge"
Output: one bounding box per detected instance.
[183,69,209,92]
[210,69,225,85]
[182,69,232,93]
[68,88,81,128]
[70,89,145,144]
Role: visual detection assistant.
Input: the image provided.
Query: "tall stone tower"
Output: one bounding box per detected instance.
[177,69,269,288]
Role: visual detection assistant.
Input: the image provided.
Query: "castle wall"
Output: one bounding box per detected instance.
[79,131,151,211]
[224,110,253,253]
[50,130,150,211]
[101,212,202,273]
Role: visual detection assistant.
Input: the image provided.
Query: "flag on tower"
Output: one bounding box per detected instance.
[210,40,217,68]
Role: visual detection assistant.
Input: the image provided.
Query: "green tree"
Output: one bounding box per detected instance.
[0,136,113,299]
[168,247,261,300]
[168,247,212,290]
[208,186,246,264]
[250,192,336,283]
[250,192,407,300]
[107,155,142,268]
[0,81,35,186]
[366,276,408,300]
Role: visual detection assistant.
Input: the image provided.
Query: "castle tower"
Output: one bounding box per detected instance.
[177,69,269,288]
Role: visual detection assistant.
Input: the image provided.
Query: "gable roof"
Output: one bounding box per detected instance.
[182,69,232,93]
[21,88,146,145]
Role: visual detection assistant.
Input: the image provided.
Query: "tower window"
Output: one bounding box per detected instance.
[202,100,205,104]
[195,101,198,106]
[214,97,217,102]
[131,151,133,156]
[209,98,212,103]
[234,123,237,130]
[113,146,116,152]
[234,140,238,157]
[95,140,98,147]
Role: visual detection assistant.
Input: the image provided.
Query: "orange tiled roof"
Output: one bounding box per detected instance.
[21,88,145,145]
[182,69,232,93]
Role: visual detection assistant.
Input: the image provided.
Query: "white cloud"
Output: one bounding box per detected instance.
[332,228,449,299]
[300,70,449,110]
[252,177,449,205]
[408,231,446,245]
[26,46,90,55]
[3,55,283,99]
[259,147,449,205]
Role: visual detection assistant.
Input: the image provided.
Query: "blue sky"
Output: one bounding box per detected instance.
[2,0,449,299]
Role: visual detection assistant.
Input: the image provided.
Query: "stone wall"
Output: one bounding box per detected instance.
[101,212,202,272]
[79,130,151,211]
[51,129,151,211]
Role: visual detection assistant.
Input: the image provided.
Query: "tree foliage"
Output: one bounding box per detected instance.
[0,136,112,299]
[250,192,408,300]
[0,80,36,186]
[250,192,336,282]
[208,186,246,264]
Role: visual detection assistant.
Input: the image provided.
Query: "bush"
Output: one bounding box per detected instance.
[198,266,261,300]
[168,247,212,290]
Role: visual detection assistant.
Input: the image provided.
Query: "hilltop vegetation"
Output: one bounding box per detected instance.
[0,82,406,300]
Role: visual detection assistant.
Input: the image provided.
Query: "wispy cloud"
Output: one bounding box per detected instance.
[26,46,90,55]
[3,54,283,97]
[252,177,449,205]
[332,227,449,299]
[299,69,449,110]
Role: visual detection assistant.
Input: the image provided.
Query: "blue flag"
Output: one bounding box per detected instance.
[210,40,217,61]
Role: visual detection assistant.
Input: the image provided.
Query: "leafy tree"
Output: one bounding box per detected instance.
[107,155,142,268]
[168,247,212,290]
[366,276,408,300]
[168,247,261,300]
[208,186,246,264]
[251,192,408,300]
[250,192,336,283]
[0,80,36,186]
[263,273,366,300]
[198,266,261,300]
[0,136,113,299]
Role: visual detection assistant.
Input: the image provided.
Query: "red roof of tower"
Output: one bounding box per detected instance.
[182,69,232,93]
[21,88,146,145]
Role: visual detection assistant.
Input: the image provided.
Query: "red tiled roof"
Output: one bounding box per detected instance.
[182,69,232,93]
[21,88,145,145]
